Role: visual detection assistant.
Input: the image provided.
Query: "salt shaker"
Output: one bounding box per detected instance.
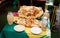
[42,17,48,27]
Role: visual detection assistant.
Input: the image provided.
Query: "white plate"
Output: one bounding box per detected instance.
[30,27,42,34]
[14,25,25,32]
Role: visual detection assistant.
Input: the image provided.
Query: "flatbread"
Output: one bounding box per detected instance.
[18,6,43,18]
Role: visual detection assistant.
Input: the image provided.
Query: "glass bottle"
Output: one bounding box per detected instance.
[42,10,50,29]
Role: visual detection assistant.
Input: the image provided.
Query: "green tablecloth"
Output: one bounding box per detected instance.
[0,33,1,38]
[0,23,29,38]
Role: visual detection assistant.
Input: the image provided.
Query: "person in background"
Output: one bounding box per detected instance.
[55,4,60,32]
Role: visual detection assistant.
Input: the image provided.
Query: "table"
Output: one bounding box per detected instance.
[0,23,50,38]
[0,23,29,38]
[25,27,46,38]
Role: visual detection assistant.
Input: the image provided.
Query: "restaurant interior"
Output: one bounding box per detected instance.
[0,0,60,38]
